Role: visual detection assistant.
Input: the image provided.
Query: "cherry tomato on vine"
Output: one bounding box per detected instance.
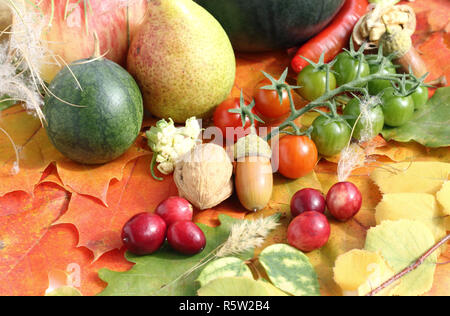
[276,135,318,179]
[213,98,257,141]
[381,88,415,127]
[254,79,291,119]
[366,56,396,95]
[311,115,352,157]
[343,97,384,141]
[406,83,429,111]
[333,52,370,86]
[297,65,337,101]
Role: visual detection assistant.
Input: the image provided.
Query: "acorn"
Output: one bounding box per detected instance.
[379,29,427,78]
[234,131,273,212]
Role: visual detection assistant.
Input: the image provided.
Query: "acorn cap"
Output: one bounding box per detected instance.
[234,133,272,160]
[379,29,412,57]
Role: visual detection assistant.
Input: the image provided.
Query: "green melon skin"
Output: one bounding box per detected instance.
[195,0,345,52]
[44,58,143,165]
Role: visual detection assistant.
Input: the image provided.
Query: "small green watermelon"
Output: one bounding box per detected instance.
[44,58,143,164]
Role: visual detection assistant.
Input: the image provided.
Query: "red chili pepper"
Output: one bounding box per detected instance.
[291,0,369,73]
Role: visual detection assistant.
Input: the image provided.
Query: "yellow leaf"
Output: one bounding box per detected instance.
[375,193,447,242]
[370,162,450,194]
[333,249,397,296]
[436,181,450,216]
[365,220,437,296]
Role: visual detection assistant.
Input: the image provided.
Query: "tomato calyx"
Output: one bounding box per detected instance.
[280,121,314,140]
[343,39,367,62]
[387,73,427,99]
[300,52,335,74]
[297,52,337,99]
[259,68,300,109]
[228,90,265,128]
[314,100,352,131]
[366,44,396,67]
[404,68,430,93]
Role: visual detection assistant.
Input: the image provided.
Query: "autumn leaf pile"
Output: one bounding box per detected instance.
[0,0,449,296]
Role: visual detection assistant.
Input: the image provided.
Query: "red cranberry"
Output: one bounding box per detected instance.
[167,221,206,255]
[290,188,326,217]
[121,213,166,255]
[287,211,330,252]
[326,182,362,222]
[155,196,193,227]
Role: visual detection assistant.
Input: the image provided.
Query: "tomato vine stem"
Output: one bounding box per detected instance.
[262,42,425,141]
[265,71,408,141]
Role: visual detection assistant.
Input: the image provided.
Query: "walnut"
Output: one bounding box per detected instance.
[353,4,416,50]
[174,143,233,210]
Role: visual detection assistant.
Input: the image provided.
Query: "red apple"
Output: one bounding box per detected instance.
[32,0,147,82]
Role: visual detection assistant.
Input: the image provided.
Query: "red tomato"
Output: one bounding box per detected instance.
[276,135,318,179]
[213,98,256,141]
[254,79,291,119]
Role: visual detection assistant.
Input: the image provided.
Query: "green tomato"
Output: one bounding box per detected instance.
[367,57,396,95]
[381,88,415,127]
[297,65,337,101]
[343,97,384,141]
[406,84,429,111]
[333,52,370,86]
[311,115,352,157]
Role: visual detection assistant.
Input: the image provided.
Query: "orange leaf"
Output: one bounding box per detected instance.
[408,0,450,81]
[0,223,132,296]
[54,155,178,260]
[0,182,69,293]
[56,141,149,206]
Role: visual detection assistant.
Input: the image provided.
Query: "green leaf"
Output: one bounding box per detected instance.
[381,87,450,148]
[98,215,256,296]
[258,244,320,296]
[197,257,253,287]
[364,220,438,296]
[45,286,82,296]
[197,277,288,296]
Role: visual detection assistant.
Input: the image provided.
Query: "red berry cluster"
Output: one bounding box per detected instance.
[121,197,206,256]
[287,182,362,252]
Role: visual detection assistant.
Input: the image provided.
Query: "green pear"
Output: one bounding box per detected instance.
[127,0,236,123]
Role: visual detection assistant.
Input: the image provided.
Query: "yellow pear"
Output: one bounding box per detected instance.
[127,0,236,123]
